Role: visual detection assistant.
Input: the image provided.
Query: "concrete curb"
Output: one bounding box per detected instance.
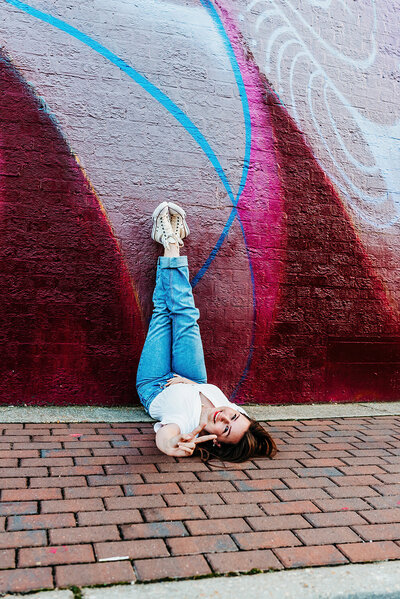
[83,561,400,597]
[4,561,400,599]
[0,402,400,422]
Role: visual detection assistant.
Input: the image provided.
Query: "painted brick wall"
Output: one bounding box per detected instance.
[0,0,399,405]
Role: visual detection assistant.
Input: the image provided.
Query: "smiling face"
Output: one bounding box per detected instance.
[203,407,251,445]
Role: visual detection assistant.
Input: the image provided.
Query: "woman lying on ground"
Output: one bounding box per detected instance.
[136,202,277,463]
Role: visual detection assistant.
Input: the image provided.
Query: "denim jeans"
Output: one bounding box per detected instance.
[136,256,207,412]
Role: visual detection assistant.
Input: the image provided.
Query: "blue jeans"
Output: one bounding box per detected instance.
[136,256,207,412]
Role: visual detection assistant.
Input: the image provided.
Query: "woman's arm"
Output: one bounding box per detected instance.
[164,374,198,387]
[155,423,184,456]
[156,423,216,457]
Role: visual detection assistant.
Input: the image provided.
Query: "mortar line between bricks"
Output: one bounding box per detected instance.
[198,504,208,519]
[15,543,19,572]
[175,479,186,495]
[258,503,269,518]
[202,551,217,575]
[348,523,365,540]
[294,510,316,528]
[371,484,389,496]
[244,514,256,532]
[333,543,352,564]
[270,548,286,569]
[290,526,306,545]
[50,565,56,592]
[218,491,226,505]
[138,507,147,524]
[269,488,284,503]
[229,530,242,551]
[116,523,124,543]
[61,479,67,501]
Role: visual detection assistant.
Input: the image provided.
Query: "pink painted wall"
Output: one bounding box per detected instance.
[0,0,399,405]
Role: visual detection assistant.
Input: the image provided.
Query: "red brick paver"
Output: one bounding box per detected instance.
[338,540,400,562]
[0,567,53,594]
[134,555,211,581]
[207,549,282,573]
[19,544,94,567]
[1,416,400,592]
[275,544,348,568]
[56,561,135,587]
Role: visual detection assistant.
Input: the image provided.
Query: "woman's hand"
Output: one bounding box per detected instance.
[165,374,195,386]
[167,423,216,457]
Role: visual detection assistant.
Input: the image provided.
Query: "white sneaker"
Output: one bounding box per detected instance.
[168,202,190,246]
[151,202,177,249]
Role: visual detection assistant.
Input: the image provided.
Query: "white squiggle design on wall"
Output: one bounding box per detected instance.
[244,0,400,229]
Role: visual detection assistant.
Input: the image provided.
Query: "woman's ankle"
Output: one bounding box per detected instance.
[163,242,180,258]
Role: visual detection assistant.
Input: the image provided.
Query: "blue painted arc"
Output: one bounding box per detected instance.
[3,0,236,202]
[4,0,257,395]
[199,0,251,203]
[195,0,256,398]
[4,0,253,281]
[193,0,253,286]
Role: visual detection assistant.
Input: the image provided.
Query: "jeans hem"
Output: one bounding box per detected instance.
[158,256,188,269]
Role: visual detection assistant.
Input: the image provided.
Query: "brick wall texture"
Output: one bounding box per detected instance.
[0,0,399,405]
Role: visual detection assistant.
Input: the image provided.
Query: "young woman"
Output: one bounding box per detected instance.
[136,202,277,462]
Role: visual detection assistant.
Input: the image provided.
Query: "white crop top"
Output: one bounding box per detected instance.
[149,383,248,435]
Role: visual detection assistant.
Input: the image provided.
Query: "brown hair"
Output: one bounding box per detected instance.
[196,418,277,464]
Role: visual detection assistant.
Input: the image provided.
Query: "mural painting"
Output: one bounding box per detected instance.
[0,0,399,405]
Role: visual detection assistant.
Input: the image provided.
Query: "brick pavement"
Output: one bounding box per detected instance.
[0,417,400,593]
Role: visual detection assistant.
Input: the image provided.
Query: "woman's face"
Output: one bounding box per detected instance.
[203,407,250,445]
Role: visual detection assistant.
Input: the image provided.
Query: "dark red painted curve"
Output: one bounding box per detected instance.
[0,53,144,405]
[251,88,400,403]
[1,37,399,407]
[212,2,400,404]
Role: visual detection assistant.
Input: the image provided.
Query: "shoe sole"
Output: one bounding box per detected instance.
[151,201,169,240]
[168,202,190,237]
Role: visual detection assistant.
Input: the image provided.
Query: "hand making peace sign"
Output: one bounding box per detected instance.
[168,423,216,457]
